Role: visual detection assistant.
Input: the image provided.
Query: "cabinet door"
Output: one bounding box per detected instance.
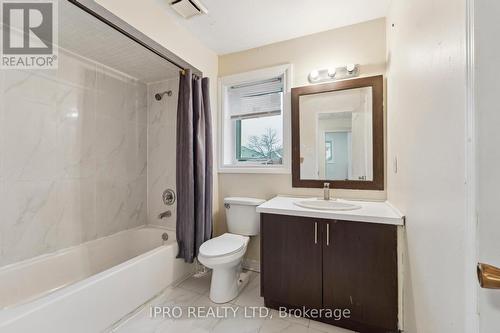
[261,214,323,308]
[322,220,398,332]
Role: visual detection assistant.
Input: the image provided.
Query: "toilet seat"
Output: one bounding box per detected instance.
[199,233,249,258]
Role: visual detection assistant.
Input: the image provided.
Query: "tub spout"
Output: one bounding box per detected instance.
[158,210,171,219]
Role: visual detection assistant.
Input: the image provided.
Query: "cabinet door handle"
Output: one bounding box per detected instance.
[314,222,318,244]
[326,223,330,246]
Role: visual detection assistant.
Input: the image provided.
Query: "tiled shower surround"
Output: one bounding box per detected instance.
[0,50,150,266]
[147,78,179,230]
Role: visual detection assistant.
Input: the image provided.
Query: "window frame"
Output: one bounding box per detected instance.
[218,64,292,174]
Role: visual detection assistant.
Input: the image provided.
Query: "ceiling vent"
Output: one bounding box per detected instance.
[170,0,208,19]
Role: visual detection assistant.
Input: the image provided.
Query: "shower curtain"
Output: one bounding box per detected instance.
[176,69,213,263]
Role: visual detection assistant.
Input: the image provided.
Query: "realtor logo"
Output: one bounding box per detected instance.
[1,0,58,69]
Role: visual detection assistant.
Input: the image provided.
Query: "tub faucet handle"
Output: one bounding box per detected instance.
[162,189,176,206]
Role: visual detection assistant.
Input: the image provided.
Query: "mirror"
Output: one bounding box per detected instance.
[292,76,384,190]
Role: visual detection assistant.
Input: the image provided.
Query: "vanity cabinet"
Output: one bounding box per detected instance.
[261,213,399,333]
[260,214,323,308]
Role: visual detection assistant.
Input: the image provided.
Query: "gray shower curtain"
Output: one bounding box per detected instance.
[176,69,213,263]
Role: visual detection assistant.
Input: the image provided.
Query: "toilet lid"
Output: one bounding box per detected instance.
[199,233,248,257]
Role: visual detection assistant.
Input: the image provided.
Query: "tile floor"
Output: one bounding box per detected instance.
[111,272,355,333]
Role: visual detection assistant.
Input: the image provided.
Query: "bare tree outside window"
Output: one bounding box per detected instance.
[244,128,283,164]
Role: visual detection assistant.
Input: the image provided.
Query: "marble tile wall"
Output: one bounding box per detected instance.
[147,78,179,230]
[0,50,148,267]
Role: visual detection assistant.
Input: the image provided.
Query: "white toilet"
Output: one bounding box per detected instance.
[198,197,265,303]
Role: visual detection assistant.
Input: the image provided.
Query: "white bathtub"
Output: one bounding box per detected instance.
[0,226,193,333]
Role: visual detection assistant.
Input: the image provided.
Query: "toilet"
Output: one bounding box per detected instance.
[198,197,265,303]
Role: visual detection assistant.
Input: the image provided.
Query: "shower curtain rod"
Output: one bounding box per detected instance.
[67,0,203,77]
[180,69,202,79]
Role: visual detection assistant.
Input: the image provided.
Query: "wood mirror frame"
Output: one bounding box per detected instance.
[291,75,384,190]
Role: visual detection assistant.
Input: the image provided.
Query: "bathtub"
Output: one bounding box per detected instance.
[0,226,193,333]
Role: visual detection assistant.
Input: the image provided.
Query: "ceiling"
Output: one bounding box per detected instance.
[166,0,390,55]
[60,1,179,82]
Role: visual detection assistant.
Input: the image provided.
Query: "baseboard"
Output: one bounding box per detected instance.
[242,258,261,272]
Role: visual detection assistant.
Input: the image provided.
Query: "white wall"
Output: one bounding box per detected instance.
[476,1,500,332]
[386,0,467,332]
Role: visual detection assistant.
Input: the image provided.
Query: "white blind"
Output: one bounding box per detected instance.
[228,76,283,120]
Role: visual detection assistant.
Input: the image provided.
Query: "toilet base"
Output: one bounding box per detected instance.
[209,268,251,304]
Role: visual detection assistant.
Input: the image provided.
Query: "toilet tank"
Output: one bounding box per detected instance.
[224,197,265,236]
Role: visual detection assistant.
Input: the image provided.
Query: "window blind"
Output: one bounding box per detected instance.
[228,76,284,120]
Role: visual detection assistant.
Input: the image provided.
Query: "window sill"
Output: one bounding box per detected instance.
[218,166,291,174]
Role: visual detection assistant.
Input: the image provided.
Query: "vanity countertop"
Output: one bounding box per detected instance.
[256,195,405,226]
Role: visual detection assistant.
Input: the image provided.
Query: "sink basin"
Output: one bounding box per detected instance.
[294,199,362,211]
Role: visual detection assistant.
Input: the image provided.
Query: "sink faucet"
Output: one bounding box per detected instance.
[323,183,330,201]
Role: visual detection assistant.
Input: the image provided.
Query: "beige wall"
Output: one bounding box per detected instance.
[95,0,221,226]
[386,0,467,332]
[218,18,387,261]
[219,18,387,86]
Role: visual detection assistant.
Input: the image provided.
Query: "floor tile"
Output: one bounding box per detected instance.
[111,303,163,333]
[176,272,212,295]
[192,292,236,308]
[270,309,310,327]
[309,320,357,333]
[232,272,264,307]
[210,307,265,333]
[113,273,356,333]
[153,315,220,333]
[260,316,309,333]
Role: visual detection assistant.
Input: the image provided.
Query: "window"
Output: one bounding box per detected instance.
[219,65,291,173]
[236,115,283,164]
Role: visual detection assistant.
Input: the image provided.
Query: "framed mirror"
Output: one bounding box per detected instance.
[291,75,384,190]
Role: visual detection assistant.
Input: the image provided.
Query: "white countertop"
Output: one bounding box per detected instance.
[256,196,405,226]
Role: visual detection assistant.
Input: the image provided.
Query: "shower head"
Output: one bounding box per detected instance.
[155,90,172,101]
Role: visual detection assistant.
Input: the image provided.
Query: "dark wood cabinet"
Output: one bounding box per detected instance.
[261,213,399,333]
[261,214,323,308]
[322,220,398,332]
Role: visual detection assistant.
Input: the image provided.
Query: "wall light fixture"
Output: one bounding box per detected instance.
[308,64,359,83]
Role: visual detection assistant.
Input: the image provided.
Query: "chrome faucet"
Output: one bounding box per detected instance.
[323,183,330,201]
